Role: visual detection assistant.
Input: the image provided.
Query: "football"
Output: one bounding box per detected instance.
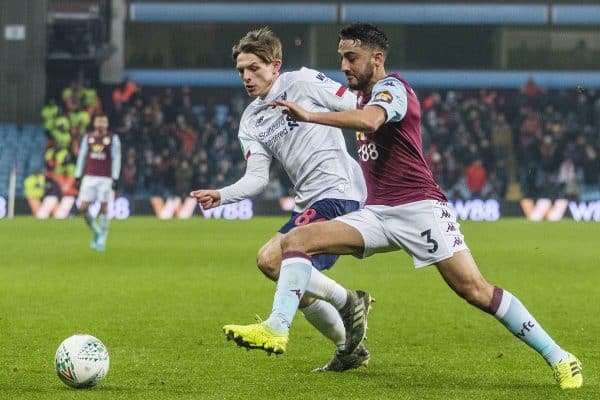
[54,334,110,388]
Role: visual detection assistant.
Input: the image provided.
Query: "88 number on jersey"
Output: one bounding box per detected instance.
[358,142,379,162]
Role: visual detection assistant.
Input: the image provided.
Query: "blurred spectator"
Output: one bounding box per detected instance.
[62,81,83,112]
[24,170,45,199]
[149,154,172,197]
[465,158,488,198]
[51,115,71,149]
[491,112,512,151]
[41,99,59,133]
[121,148,138,196]
[581,144,600,200]
[175,114,199,158]
[557,158,580,199]
[46,169,78,197]
[24,170,46,215]
[112,80,138,109]
[174,159,194,198]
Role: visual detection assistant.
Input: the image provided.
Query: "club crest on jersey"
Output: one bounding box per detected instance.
[356,131,368,141]
[373,91,393,104]
[271,92,287,109]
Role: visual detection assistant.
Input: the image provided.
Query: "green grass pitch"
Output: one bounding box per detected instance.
[0,217,598,399]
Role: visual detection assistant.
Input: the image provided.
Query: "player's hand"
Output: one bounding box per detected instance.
[270,100,312,122]
[189,189,221,209]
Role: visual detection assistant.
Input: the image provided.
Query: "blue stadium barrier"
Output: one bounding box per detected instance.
[124,69,600,89]
[129,2,600,25]
[129,2,337,23]
[553,5,600,25]
[341,4,548,25]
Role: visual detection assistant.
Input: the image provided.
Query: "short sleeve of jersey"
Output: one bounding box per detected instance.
[294,67,356,111]
[238,116,271,161]
[366,77,408,123]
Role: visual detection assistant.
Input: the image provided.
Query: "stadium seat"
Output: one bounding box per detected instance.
[0,124,45,197]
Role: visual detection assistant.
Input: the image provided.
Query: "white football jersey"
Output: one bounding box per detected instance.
[238,67,366,211]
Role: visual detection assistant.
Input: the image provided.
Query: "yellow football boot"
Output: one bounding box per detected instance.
[551,353,582,389]
[223,321,288,355]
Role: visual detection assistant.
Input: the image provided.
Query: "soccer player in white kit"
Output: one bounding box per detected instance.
[190,28,372,371]
[271,23,582,389]
[75,114,121,251]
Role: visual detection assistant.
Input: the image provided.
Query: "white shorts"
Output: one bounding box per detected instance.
[78,176,114,203]
[336,200,469,268]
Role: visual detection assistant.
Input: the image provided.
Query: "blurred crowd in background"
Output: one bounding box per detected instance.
[35,77,600,202]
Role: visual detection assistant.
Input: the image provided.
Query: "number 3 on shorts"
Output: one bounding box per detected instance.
[420,229,439,254]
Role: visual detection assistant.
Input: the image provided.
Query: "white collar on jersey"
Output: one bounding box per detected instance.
[255,74,283,105]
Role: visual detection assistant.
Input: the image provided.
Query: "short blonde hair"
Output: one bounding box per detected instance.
[232,27,282,64]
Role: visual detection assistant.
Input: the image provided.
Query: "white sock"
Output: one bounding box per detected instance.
[98,213,109,234]
[491,287,569,365]
[305,268,348,310]
[266,252,312,333]
[301,299,346,351]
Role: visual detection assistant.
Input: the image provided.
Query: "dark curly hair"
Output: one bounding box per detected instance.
[338,23,389,54]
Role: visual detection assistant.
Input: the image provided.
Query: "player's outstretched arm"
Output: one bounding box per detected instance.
[190,152,271,210]
[190,189,221,209]
[271,100,386,133]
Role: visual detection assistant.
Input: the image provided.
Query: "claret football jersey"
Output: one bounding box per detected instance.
[356,74,447,206]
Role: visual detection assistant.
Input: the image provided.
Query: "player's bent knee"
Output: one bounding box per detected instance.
[256,250,280,281]
[280,230,307,253]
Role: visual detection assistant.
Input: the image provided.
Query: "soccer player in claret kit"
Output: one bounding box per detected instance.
[75,114,121,251]
[190,27,373,371]
[264,23,582,389]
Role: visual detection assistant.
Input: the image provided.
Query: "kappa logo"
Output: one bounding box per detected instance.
[440,209,452,219]
[446,222,456,232]
[290,289,302,300]
[453,237,463,247]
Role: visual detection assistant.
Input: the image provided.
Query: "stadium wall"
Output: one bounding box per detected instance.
[3,196,600,222]
[128,3,600,25]
[124,69,600,89]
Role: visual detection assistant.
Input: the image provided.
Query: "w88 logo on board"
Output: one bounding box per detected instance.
[358,142,379,161]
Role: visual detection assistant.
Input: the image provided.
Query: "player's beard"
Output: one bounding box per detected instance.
[347,61,374,91]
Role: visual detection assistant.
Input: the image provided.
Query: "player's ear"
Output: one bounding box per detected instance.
[272,59,282,74]
[373,51,385,68]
